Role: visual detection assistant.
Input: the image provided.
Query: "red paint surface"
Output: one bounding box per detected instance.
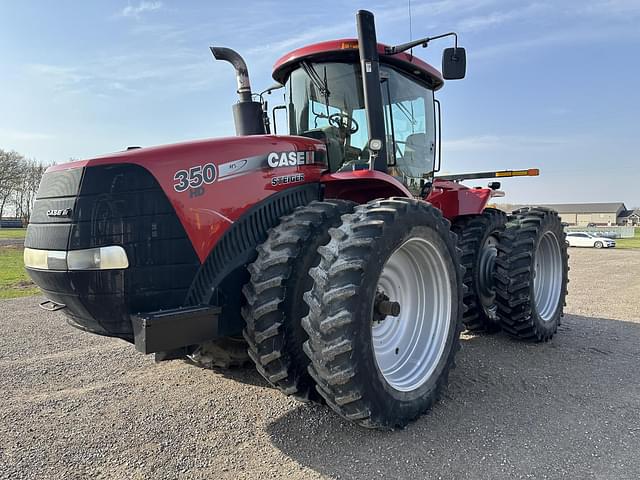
[273,38,444,89]
[47,135,327,262]
[321,169,412,203]
[427,179,492,219]
[48,138,492,264]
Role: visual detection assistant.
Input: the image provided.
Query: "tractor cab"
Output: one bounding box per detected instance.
[272,38,451,192]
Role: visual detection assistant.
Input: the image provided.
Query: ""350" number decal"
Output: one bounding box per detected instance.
[173,163,217,192]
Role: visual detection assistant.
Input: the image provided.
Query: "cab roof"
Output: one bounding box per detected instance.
[272,38,444,90]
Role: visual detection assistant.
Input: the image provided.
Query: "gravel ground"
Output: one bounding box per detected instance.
[1,247,639,479]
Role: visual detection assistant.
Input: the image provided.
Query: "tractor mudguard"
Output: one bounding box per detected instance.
[321,169,413,203]
[427,179,493,220]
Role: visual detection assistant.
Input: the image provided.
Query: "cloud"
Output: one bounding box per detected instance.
[121,1,162,18]
[457,4,548,31]
[246,20,353,56]
[26,49,214,97]
[579,0,640,17]
[28,64,89,88]
[245,0,497,56]
[0,128,55,142]
[472,22,640,60]
[444,134,570,152]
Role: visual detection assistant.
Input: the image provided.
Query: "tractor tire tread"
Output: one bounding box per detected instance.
[242,199,355,402]
[495,206,569,342]
[302,197,464,429]
[451,208,508,332]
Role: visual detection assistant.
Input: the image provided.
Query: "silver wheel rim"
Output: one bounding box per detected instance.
[533,231,562,322]
[372,237,452,392]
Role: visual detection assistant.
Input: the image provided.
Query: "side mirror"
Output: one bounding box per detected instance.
[442,47,466,80]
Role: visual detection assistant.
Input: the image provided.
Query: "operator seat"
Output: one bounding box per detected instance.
[401,133,431,178]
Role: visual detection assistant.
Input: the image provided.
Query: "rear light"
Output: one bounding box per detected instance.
[24,246,129,271]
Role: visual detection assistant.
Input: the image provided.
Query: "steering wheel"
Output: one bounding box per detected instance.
[328,112,359,135]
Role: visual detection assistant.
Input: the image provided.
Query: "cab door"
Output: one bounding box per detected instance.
[380,66,436,192]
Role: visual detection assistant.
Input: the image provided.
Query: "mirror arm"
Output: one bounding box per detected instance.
[385,32,458,55]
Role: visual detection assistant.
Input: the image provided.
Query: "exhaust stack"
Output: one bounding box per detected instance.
[210,46,266,136]
[356,10,388,173]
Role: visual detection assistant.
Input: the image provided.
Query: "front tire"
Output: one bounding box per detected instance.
[302,198,464,429]
[242,200,355,401]
[594,241,603,249]
[495,207,569,341]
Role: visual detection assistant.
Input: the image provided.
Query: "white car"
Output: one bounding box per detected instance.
[566,232,616,248]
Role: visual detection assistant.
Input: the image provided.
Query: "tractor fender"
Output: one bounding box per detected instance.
[427,179,493,220]
[321,170,412,204]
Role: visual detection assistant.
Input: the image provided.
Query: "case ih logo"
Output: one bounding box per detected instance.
[267,151,315,168]
[47,208,72,218]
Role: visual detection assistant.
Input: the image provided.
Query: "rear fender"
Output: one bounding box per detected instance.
[426,179,492,220]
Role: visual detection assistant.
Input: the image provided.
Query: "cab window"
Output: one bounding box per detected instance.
[285,61,436,182]
[380,66,436,182]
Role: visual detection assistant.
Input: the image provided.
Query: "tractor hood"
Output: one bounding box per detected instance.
[26,134,327,339]
[42,135,328,262]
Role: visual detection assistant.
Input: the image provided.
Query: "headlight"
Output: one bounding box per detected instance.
[67,246,129,270]
[24,246,129,271]
[23,248,65,270]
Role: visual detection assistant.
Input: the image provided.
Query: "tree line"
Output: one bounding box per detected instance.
[0,148,47,224]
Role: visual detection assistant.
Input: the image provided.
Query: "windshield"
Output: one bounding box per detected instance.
[285,62,436,181]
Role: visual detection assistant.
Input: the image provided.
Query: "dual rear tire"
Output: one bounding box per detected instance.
[452,208,507,333]
[495,207,569,341]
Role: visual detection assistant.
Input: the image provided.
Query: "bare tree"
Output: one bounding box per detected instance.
[19,160,46,223]
[0,149,25,220]
[1,148,47,224]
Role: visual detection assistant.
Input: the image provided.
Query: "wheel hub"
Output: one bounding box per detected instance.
[373,291,401,323]
[477,234,499,319]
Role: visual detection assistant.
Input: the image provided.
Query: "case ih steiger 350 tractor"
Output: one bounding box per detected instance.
[24,11,568,429]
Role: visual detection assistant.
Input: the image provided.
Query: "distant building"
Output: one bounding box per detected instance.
[496,203,631,226]
[619,209,640,226]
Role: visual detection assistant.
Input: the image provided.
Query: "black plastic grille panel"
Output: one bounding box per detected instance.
[25,163,200,338]
[36,169,83,199]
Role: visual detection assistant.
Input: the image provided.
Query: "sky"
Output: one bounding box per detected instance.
[1,0,639,206]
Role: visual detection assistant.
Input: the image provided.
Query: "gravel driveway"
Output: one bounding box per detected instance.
[1,248,639,479]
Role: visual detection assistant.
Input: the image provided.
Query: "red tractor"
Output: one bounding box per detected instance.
[24,11,568,429]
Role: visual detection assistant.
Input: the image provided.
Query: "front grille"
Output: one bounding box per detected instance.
[25,163,200,339]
